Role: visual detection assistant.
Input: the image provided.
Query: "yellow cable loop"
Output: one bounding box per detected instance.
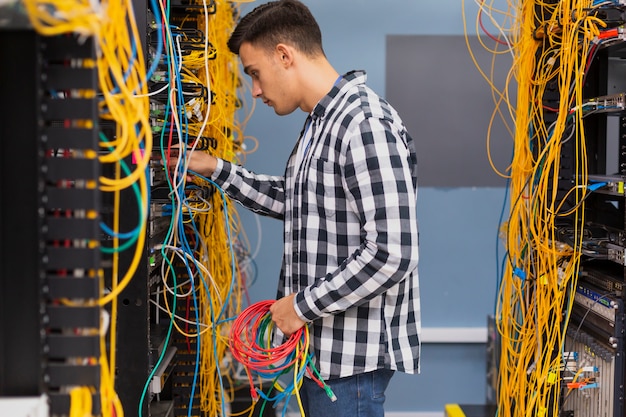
[462,0,518,179]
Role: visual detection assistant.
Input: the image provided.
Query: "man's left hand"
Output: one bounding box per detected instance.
[270,293,306,337]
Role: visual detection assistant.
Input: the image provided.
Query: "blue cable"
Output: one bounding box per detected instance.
[98,133,145,252]
[188,171,238,322]
[144,0,165,84]
[587,181,607,191]
[171,173,237,417]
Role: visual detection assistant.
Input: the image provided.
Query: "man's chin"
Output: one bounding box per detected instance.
[274,107,297,116]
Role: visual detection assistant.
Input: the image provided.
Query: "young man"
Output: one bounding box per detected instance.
[183,1,421,415]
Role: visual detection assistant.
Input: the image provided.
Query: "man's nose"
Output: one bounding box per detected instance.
[252,81,262,98]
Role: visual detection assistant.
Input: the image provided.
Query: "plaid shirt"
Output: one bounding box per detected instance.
[212,70,420,379]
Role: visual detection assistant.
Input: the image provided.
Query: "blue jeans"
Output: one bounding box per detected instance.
[299,369,395,417]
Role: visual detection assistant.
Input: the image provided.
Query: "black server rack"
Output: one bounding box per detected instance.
[554,33,626,417]
[486,3,626,417]
[0,2,232,416]
[0,30,103,415]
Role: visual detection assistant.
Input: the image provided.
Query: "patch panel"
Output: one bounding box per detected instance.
[563,327,624,417]
[584,93,626,114]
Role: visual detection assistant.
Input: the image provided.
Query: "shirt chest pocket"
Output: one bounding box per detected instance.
[305,158,342,219]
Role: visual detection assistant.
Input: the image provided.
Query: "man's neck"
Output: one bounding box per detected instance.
[297,58,340,113]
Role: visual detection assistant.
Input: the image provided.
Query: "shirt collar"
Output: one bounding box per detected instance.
[311,70,367,120]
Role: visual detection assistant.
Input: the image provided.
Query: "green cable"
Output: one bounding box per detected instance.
[99,132,144,254]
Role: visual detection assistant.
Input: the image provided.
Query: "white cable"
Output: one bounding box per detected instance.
[149,298,211,328]
[473,0,515,60]
[156,244,223,303]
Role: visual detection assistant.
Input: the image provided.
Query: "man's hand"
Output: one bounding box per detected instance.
[270,293,306,337]
[166,145,218,178]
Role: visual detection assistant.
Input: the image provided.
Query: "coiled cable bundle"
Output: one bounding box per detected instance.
[229,300,336,416]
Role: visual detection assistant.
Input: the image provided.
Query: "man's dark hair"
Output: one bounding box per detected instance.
[227,0,324,57]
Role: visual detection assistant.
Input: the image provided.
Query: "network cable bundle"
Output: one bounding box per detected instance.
[145,1,251,416]
[1,0,258,417]
[228,300,337,417]
[467,1,626,417]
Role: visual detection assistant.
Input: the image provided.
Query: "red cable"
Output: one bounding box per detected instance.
[229,300,309,399]
[478,5,509,46]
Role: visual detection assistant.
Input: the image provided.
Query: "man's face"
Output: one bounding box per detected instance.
[239,42,299,116]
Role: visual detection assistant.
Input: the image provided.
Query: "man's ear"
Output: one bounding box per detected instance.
[275,43,294,68]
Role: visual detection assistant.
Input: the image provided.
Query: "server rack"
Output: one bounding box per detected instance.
[0,1,247,415]
[485,3,626,417]
[0,30,103,415]
[553,27,626,417]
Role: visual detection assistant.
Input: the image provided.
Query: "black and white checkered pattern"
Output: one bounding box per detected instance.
[213,71,420,379]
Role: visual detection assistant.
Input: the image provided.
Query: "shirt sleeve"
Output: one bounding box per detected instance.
[293,117,419,321]
[211,158,286,220]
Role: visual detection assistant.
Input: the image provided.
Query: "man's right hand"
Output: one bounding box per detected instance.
[166,145,218,179]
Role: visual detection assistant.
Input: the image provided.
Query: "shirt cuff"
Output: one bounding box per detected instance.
[294,290,320,322]
[211,158,225,180]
